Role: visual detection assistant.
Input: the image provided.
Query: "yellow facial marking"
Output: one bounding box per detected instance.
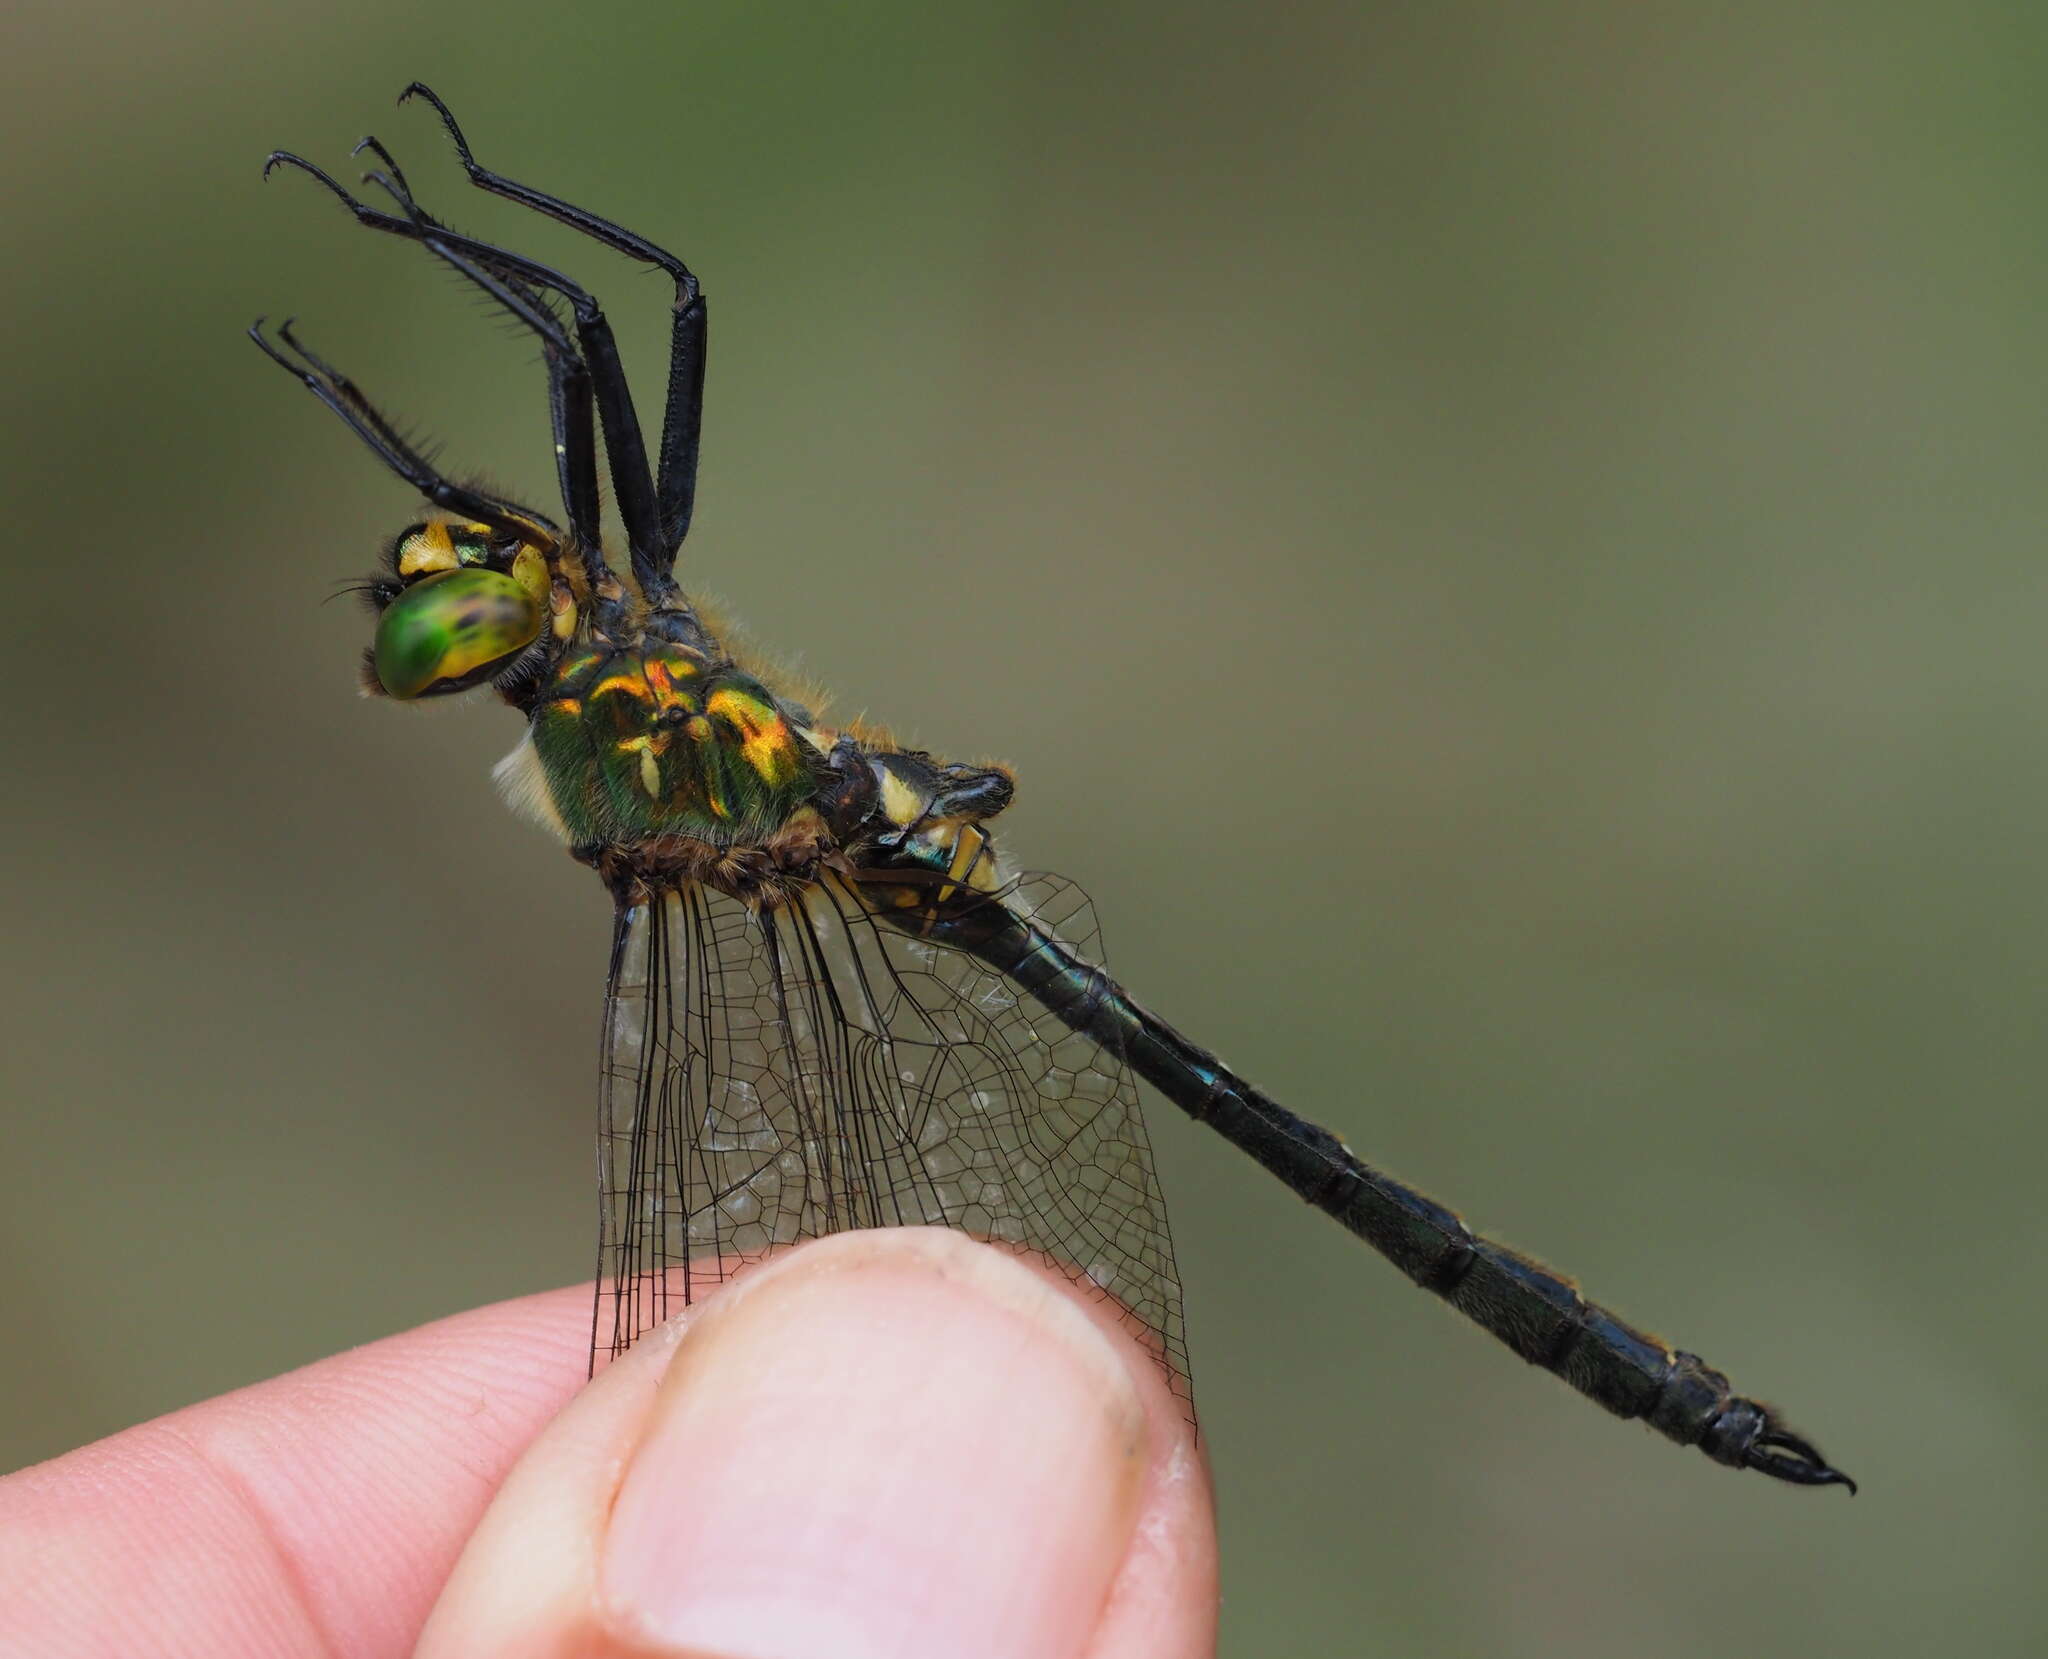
[396,521,458,577]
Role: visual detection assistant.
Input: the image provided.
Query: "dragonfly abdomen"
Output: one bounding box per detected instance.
[945,902,1854,1492]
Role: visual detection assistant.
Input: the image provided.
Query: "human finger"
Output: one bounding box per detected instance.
[0,1284,593,1659]
[416,1228,1218,1659]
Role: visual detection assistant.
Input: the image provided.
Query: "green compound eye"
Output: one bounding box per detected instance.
[373,567,544,699]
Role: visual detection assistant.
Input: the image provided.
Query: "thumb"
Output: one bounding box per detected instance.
[416,1228,1217,1659]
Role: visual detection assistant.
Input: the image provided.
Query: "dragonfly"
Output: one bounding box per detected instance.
[253,85,1853,1493]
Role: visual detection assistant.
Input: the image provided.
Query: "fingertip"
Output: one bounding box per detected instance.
[1080,1423,1218,1659]
[417,1231,1217,1659]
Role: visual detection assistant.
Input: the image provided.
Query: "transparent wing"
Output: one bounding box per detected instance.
[595,872,1188,1399]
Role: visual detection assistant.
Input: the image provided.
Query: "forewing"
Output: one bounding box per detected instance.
[595,874,1187,1397]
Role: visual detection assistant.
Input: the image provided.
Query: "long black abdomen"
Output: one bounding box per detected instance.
[936,900,1852,1490]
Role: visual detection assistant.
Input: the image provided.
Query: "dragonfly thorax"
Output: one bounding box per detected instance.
[525,638,820,854]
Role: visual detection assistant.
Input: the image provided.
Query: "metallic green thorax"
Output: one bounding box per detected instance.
[530,639,818,846]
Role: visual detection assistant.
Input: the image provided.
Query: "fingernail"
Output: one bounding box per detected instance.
[600,1230,1151,1659]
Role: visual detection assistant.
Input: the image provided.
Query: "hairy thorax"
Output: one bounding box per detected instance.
[528,637,814,846]
[495,624,1015,913]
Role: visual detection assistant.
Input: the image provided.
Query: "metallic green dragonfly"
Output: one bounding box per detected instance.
[253,86,1852,1492]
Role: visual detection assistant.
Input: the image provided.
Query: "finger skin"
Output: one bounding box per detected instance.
[2,1236,1218,1659]
[0,1285,594,1659]
[417,1232,1218,1659]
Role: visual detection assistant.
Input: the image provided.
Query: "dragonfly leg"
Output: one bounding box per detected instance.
[399,83,707,565]
[246,317,548,542]
[263,146,669,600]
[349,141,604,579]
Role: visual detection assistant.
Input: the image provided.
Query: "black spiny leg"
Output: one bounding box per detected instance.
[264,149,670,601]
[247,319,549,543]
[264,150,612,598]
[351,141,608,596]
[401,82,707,568]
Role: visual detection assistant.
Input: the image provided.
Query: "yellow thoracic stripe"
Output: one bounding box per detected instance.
[708,689,801,786]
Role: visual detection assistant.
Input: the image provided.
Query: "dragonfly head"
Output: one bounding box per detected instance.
[359,516,570,700]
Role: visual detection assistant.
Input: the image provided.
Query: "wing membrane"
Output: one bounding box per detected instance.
[595,873,1187,1396]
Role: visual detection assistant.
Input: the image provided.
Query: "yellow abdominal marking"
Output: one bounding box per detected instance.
[927,822,992,912]
[947,822,987,884]
[878,769,924,830]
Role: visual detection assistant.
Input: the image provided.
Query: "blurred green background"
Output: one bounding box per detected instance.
[3,2,2041,1653]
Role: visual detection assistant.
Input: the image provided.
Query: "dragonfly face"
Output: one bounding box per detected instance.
[363,519,559,698]
[255,85,1852,1492]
